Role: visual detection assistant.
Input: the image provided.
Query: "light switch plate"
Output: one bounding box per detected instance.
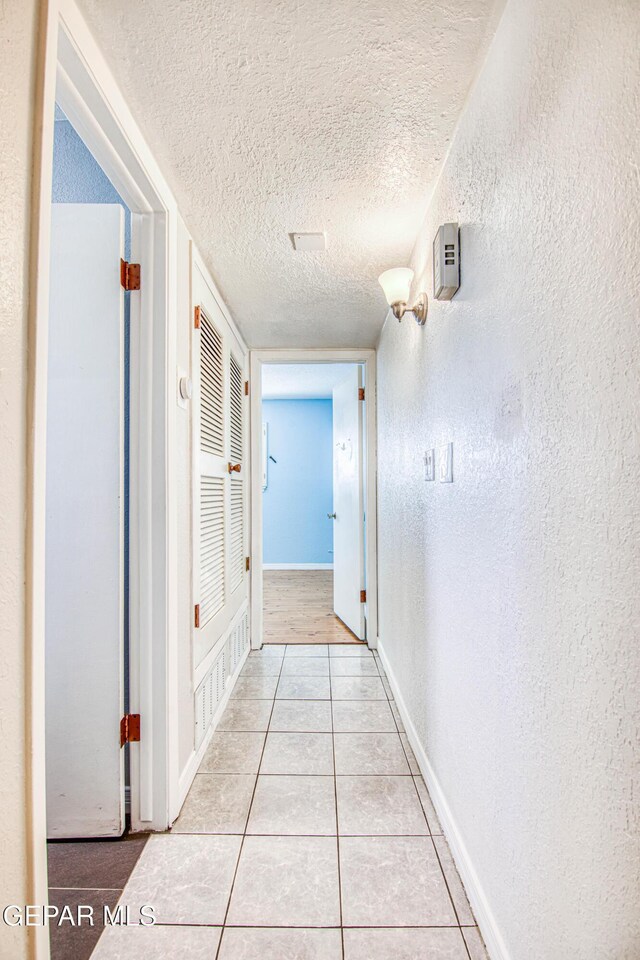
[424,448,435,481]
[439,442,453,482]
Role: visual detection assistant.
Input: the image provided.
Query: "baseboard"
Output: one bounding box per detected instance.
[263,562,334,570]
[175,643,249,818]
[377,640,511,960]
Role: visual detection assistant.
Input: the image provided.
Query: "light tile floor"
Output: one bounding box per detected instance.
[91,644,489,960]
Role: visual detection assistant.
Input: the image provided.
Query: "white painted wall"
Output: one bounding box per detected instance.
[0,2,42,957]
[376,1,640,958]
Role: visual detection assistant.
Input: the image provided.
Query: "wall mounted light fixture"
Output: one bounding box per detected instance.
[378,267,427,325]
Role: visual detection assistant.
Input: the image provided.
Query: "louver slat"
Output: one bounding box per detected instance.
[230,477,244,593]
[229,354,243,464]
[200,476,225,624]
[199,309,224,457]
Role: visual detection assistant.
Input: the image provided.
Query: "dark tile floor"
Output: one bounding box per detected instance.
[47,834,148,960]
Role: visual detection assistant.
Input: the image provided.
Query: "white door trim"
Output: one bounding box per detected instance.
[29,5,179,952]
[249,349,378,651]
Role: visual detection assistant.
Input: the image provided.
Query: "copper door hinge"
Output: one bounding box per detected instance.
[194,305,201,329]
[358,387,365,401]
[360,589,367,603]
[194,603,200,628]
[244,380,249,396]
[120,259,141,291]
[245,556,250,572]
[120,714,141,748]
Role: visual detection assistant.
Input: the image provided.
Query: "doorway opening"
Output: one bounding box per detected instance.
[250,352,378,650]
[46,102,132,839]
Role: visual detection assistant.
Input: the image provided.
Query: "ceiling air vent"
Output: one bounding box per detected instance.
[289,232,326,252]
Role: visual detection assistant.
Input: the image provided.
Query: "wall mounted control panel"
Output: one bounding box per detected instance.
[433,222,460,301]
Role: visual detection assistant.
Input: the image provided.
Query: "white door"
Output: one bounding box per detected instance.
[192,265,249,672]
[45,204,125,838]
[333,366,366,639]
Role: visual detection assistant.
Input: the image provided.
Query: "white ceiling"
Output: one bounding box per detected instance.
[77,0,501,348]
[262,363,358,399]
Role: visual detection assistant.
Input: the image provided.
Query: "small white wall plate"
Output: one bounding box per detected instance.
[439,442,453,482]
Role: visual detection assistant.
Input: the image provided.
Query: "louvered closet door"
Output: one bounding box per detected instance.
[193,268,248,670]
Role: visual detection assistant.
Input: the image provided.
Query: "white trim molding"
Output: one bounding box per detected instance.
[263,563,334,570]
[377,639,511,960]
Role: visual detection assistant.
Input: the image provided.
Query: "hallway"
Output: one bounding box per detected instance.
[90,643,487,959]
[5,2,639,958]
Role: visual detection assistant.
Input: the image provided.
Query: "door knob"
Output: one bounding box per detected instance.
[327,512,336,519]
[228,462,242,474]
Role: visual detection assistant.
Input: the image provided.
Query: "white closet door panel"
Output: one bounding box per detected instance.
[45,203,125,838]
[192,263,249,670]
[333,365,366,639]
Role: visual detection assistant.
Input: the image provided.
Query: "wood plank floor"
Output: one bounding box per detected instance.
[263,570,362,645]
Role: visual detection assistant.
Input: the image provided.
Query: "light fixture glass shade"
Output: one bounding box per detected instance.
[378,267,414,306]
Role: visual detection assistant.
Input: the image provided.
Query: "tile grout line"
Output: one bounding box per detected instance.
[460,926,476,960]
[329,664,345,960]
[48,886,124,892]
[430,828,469,935]
[191,772,420,778]
[174,831,441,838]
[213,646,286,960]
[152,921,474,929]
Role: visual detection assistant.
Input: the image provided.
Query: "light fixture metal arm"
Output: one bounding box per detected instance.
[391,292,428,325]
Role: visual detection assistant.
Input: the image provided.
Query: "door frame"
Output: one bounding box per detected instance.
[249,349,378,650]
[29,4,180,951]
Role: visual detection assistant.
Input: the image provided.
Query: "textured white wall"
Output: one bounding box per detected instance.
[376,1,640,958]
[0,1,40,957]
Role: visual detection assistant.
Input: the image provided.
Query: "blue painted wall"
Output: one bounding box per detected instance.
[52,107,131,257]
[263,400,334,565]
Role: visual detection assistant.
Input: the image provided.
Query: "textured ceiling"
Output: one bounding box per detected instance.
[262,363,358,399]
[77,0,501,348]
